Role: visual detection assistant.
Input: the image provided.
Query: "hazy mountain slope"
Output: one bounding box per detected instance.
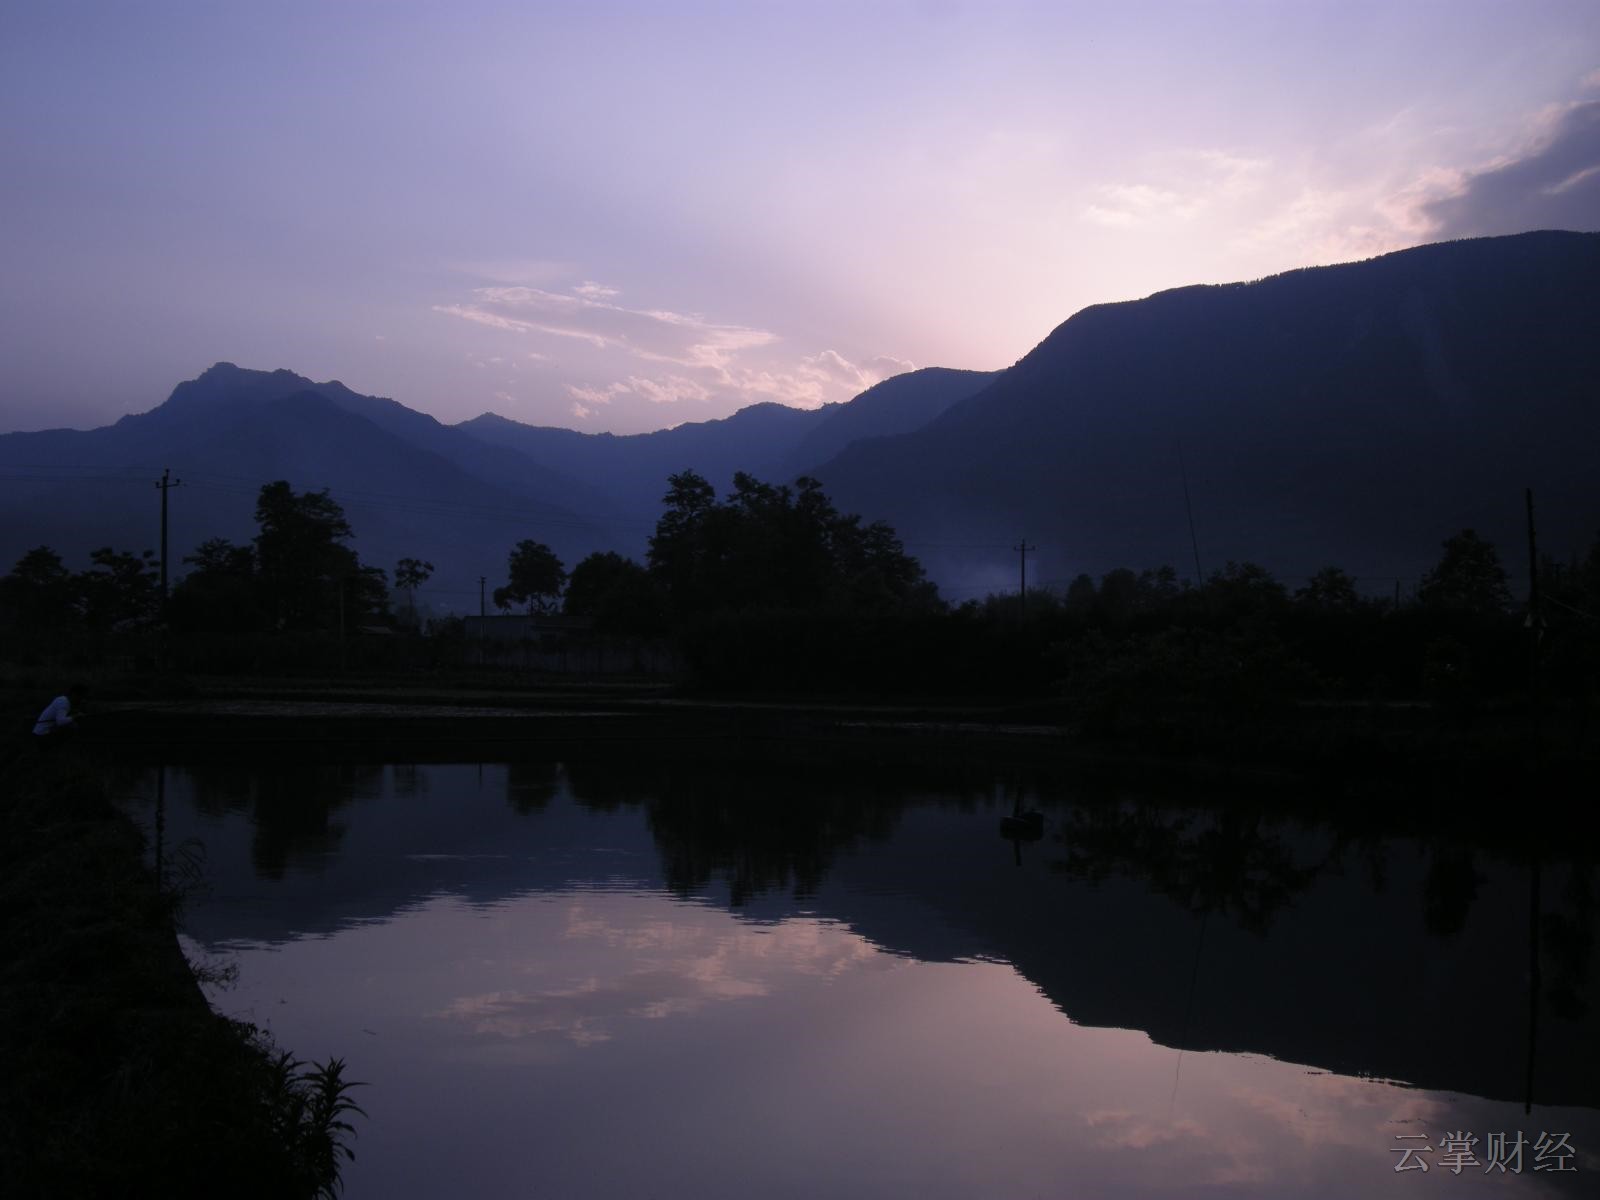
[813,231,1600,592]
[0,369,623,603]
[457,367,995,534]
[456,401,828,521]
[776,367,999,480]
[125,364,621,522]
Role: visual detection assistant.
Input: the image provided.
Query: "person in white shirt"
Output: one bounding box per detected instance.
[32,684,86,738]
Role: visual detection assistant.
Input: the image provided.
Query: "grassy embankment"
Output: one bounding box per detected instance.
[0,743,361,1200]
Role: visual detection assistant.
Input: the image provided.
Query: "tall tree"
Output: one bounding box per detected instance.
[0,546,77,631]
[564,551,662,634]
[252,481,381,631]
[169,538,261,633]
[494,540,566,614]
[76,547,160,631]
[1418,529,1512,615]
[395,557,434,626]
[646,470,936,617]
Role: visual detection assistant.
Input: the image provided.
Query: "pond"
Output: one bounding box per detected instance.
[117,757,1596,1197]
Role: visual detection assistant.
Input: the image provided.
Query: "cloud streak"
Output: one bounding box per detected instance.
[439,278,913,426]
[1422,100,1600,237]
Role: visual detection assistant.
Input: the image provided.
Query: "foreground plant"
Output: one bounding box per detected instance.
[265,1051,369,1198]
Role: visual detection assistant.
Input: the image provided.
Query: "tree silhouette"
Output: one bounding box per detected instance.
[1294,566,1361,612]
[493,540,565,614]
[646,469,935,617]
[394,557,434,626]
[252,482,383,631]
[0,546,76,631]
[563,551,662,633]
[76,547,160,631]
[1418,529,1512,615]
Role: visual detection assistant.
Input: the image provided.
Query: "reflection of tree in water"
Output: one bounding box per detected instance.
[1049,802,1327,935]
[564,757,910,907]
[390,763,427,798]
[562,757,667,813]
[505,761,561,815]
[174,764,377,880]
[1422,850,1484,938]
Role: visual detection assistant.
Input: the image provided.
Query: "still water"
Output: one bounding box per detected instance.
[119,758,1596,1197]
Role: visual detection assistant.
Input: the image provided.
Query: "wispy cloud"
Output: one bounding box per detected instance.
[441,282,777,369]
[565,376,712,406]
[1084,152,1268,228]
[1421,99,1600,237]
[567,382,629,406]
[626,375,713,405]
[1236,94,1600,268]
[447,277,913,425]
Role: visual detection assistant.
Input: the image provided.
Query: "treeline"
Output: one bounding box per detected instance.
[660,528,1600,711]
[3,469,1599,720]
[0,482,390,640]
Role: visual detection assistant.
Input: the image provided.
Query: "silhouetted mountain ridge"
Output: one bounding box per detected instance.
[0,372,621,603]
[453,366,993,520]
[814,230,1600,589]
[0,362,983,606]
[4,232,1597,603]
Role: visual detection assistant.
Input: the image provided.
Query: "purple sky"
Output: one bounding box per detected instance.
[2,1,1597,434]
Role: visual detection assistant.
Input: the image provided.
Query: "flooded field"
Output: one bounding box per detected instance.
[116,758,1597,1197]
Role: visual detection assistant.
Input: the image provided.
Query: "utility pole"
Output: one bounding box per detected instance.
[1013,539,1035,617]
[155,467,182,600]
[479,576,487,618]
[1177,443,1204,586]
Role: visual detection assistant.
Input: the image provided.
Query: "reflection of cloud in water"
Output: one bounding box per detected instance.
[437,903,885,1045]
[1084,1109,1209,1149]
[441,986,615,1045]
[1230,1071,1447,1149]
[1079,1104,1262,1186]
[1074,1051,1550,1192]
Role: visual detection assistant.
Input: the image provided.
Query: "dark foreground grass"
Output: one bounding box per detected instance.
[1,744,362,1199]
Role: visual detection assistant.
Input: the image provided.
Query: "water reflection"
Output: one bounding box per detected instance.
[120,759,1597,1197]
[1049,802,1327,932]
[437,903,880,1046]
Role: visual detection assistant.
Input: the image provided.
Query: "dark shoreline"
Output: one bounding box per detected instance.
[0,750,360,1199]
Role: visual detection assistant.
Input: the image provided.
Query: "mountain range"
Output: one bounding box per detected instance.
[2,230,1596,608]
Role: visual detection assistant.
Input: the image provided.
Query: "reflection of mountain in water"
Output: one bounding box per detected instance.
[824,799,1596,1112]
[129,758,1596,1111]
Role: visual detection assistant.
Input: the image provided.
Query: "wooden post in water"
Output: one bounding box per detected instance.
[1523,488,1543,1116]
[1525,488,1542,755]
